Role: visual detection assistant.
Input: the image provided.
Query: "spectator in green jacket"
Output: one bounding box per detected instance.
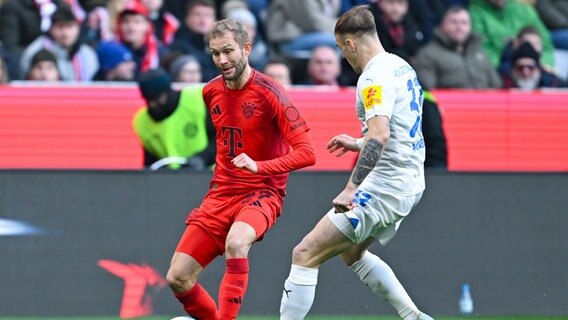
[469,0,554,68]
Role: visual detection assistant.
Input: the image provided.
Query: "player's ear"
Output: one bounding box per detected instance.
[243,41,252,54]
[346,39,356,53]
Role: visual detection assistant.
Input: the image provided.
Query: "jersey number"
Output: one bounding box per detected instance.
[407,77,423,138]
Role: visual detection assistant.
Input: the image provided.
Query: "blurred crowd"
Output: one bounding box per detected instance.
[0,0,567,90]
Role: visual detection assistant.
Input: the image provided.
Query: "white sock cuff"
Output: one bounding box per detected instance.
[288,264,319,285]
[349,251,376,273]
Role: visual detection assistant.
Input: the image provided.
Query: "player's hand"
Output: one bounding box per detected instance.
[327,134,360,157]
[332,187,356,213]
[231,153,258,174]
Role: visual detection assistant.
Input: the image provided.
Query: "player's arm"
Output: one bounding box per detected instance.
[349,116,389,187]
[327,134,362,157]
[231,131,315,174]
[256,131,316,175]
[332,115,389,213]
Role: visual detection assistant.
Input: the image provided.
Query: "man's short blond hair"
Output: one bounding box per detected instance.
[209,18,249,48]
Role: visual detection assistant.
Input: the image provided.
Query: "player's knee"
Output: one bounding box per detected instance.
[225,236,250,258]
[291,240,313,265]
[166,266,197,293]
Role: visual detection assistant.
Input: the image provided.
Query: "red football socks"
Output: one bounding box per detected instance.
[218,258,249,320]
[174,283,219,320]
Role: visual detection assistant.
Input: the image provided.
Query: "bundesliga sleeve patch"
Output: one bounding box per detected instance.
[362,85,382,110]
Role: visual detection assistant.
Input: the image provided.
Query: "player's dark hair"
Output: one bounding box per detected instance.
[334,5,377,37]
[209,19,249,48]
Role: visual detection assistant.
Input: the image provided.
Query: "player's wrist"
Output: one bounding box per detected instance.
[355,137,364,150]
[345,182,358,191]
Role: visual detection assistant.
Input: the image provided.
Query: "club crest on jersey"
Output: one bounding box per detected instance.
[362,85,382,110]
[242,102,256,119]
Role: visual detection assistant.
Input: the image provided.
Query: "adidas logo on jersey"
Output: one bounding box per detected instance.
[249,200,262,208]
[227,297,242,304]
[211,105,222,115]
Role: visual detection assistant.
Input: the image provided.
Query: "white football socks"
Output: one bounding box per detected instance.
[279,264,319,320]
[349,251,421,320]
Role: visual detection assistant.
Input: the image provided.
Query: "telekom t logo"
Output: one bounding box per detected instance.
[98,260,166,319]
[222,126,243,157]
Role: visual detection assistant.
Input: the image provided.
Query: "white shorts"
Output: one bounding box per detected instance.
[328,191,423,245]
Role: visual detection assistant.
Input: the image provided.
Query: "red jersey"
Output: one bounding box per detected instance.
[202,69,311,197]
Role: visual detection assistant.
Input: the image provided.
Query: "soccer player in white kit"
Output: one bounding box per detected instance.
[279,5,433,320]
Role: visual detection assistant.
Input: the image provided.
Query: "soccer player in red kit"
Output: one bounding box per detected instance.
[165,18,316,320]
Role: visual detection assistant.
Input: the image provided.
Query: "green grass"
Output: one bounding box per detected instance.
[1,317,567,320]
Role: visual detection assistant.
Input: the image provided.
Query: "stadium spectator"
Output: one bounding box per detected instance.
[133,68,215,170]
[116,1,164,78]
[413,5,501,89]
[502,42,567,89]
[165,19,315,320]
[498,25,546,76]
[19,5,99,81]
[226,7,268,70]
[534,0,568,50]
[263,58,292,86]
[0,0,64,57]
[26,48,61,81]
[140,0,179,45]
[93,41,136,81]
[168,54,202,83]
[171,0,218,81]
[265,0,340,59]
[369,0,424,62]
[469,0,555,68]
[303,45,342,86]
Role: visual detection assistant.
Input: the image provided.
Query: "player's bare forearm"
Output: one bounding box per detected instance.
[349,138,384,188]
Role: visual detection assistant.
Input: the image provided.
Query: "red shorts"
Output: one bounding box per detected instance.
[175,189,282,267]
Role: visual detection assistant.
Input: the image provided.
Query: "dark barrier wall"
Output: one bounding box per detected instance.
[0,170,566,317]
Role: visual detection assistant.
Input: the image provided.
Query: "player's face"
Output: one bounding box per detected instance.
[210,32,251,81]
[335,34,361,74]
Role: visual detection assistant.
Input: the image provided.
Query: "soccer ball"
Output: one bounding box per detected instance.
[170,317,195,320]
